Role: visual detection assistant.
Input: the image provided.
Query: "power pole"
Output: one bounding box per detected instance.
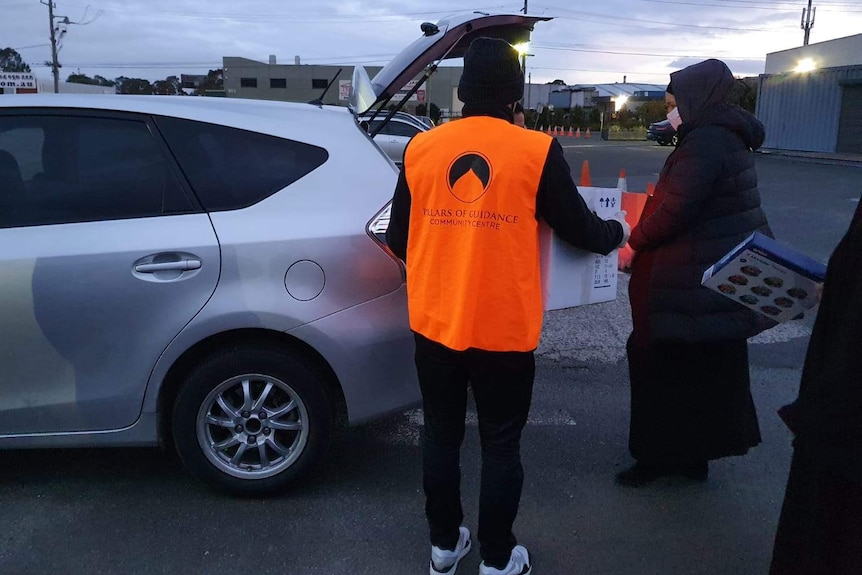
[521,1,528,86]
[41,0,61,93]
[801,0,816,46]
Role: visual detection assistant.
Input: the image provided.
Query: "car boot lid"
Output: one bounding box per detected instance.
[349,10,551,116]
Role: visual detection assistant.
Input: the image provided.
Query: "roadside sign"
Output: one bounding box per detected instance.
[339,80,351,101]
[0,73,38,90]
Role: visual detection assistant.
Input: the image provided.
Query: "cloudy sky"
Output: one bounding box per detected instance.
[2,0,862,86]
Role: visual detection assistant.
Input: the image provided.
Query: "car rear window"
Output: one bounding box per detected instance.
[155,116,328,212]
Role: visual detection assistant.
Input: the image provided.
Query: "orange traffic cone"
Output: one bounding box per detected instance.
[579,160,592,187]
[575,127,581,138]
[545,126,551,135]
[568,126,574,137]
[585,127,591,139]
[617,168,628,192]
[646,182,656,196]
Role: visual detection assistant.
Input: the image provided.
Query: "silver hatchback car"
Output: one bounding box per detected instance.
[0,11,547,494]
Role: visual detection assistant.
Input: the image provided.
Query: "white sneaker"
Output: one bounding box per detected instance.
[479,545,531,575]
[430,526,472,575]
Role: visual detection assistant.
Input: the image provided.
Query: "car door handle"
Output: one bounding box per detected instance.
[135,259,202,273]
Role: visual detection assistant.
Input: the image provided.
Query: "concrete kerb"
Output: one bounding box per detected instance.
[757,149,862,168]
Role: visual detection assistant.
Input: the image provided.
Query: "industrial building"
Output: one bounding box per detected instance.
[223,56,463,116]
[757,34,862,154]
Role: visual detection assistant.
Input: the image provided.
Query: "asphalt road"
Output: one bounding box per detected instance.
[1,140,860,575]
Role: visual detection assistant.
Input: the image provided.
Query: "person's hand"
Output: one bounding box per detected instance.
[618,245,636,272]
[609,211,631,248]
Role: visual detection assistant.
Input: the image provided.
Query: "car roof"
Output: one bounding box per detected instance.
[0,94,353,138]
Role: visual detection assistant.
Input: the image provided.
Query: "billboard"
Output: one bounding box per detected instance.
[0,73,38,90]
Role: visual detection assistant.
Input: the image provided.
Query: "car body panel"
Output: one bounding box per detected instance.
[359,114,428,165]
[0,214,219,435]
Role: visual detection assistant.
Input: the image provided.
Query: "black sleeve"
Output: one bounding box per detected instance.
[628,132,723,252]
[536,139,623,256]
[385,167,411,262]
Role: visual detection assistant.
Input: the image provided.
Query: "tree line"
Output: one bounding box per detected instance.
[0,47,223,95]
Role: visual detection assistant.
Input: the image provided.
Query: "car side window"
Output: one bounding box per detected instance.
[155,117,329,212]
[0,114,195,229]
[365,120,390,136]
[387,121,421,138]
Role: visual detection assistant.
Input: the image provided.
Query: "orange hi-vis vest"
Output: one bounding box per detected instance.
[404,116,553,352]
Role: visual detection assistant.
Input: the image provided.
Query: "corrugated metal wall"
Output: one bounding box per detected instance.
[757,65,862,152]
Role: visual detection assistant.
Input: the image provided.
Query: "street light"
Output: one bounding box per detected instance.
[513,42,534,108]
[794,58,816,73]
[615,95,629,111]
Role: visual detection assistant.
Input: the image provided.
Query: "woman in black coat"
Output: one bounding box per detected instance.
[617,59,773,486]
[769,198,862,574]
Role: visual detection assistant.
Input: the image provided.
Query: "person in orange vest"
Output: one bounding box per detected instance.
[386,37,629,575]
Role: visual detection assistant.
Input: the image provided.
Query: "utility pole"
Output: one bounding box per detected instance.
[801,0,816,46]
[42,0,61,93]
[521,1,528,91]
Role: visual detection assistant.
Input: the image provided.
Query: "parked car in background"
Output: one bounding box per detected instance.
[646,119,677,146]
[0,9,548,496]
[359,111,431,165]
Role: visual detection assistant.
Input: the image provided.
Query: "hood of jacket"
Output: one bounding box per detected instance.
[671,59,765,150]
[670,59,734,124]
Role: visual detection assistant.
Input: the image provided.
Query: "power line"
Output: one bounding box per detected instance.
[636,0,860,11]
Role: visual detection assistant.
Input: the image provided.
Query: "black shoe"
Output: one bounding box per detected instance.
[614,462,664,487]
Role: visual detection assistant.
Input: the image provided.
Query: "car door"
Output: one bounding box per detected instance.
[0,109,220,435]
[386,120,422,164]
[367,119,396,162]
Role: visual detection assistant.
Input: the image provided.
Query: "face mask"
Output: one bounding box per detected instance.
[666,107,682,130]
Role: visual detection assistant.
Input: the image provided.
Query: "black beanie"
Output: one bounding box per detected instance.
[458,37,524,105]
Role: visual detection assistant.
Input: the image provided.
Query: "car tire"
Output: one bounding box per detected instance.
[172,344,332,496]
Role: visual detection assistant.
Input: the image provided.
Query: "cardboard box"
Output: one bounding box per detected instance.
[540,186,622,311]
[701,232,827,322]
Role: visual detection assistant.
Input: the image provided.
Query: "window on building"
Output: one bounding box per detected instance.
[270,78,287,89]
[240,77,258,88]
[311,78,328,89]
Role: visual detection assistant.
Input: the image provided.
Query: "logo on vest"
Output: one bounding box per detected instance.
[447,152,492,203]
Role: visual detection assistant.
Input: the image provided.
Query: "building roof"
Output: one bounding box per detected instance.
[553,83,666,98]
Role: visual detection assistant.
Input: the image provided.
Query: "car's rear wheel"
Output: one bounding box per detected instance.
[172,345,332,495]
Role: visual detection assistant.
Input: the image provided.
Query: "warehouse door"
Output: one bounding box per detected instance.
[836,85,862,154]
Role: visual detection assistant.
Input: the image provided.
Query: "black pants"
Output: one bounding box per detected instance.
[770,442,862,574]
[414,333,534,569]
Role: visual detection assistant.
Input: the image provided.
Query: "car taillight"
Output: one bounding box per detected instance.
[367,202,391,244]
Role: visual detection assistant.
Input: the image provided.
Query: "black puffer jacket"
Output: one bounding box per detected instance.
[629,59,772,342]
